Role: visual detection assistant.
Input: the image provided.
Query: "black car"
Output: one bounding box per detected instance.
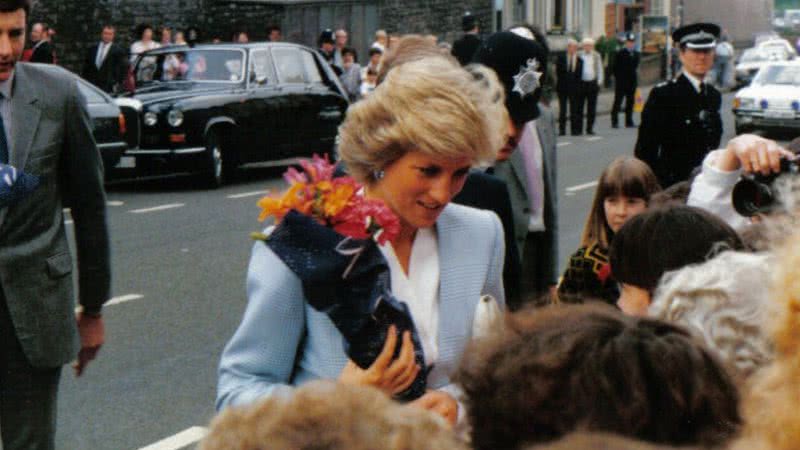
[120,42,349,187]
[76,77,135,174]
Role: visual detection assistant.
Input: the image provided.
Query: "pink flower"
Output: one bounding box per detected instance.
[333,198,400,245]
[283,166,308,185]
[299,154,336,183]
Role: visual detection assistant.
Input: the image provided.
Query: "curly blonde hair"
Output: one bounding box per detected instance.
[338,56,507,184]
[649,251,774,379]
[731,230,800,450]
[199,381,467,450]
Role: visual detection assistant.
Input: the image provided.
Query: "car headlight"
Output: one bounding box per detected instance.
[735,97,756,109]
[167,109,184,127]
[144,111,158,127]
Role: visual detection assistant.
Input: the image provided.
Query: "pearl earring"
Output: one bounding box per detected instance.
[373,170,385,180]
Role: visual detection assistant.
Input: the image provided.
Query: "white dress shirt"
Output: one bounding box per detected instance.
[378,227,440,365]
[519,121,546,231]
[682,69,704,93]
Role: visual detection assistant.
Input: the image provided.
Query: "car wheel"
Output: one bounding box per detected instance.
[201,130,225,189]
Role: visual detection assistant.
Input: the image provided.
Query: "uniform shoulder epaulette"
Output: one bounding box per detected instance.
[655,80,670,88]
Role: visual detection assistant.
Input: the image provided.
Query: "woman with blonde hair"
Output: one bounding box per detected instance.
[217,56,509,426]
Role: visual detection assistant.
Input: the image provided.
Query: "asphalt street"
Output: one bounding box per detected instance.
[55,91,745,450]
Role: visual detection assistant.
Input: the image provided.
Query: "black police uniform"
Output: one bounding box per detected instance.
[611,37,639,127]
[634,75,722,188]
[634,23,722,188]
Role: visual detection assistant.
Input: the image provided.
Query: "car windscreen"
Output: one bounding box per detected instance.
[135,49,245,84]
[740,49,767,63]
[754,65,800,85]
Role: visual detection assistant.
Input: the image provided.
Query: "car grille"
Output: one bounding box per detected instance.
[118,105,140,149]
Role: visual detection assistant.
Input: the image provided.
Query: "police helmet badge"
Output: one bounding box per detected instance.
[512,58,542,99]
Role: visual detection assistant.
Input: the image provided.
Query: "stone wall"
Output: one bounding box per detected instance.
[30,0,493,75]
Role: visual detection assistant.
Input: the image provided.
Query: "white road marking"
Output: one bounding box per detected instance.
[585,136,603,142]
[107,200,125,206]
[565,181,598,193]
[138,426,207,450]
[556,141,572,147]
[129,203,185,214]
[227,190,268,199]
[105,294,144,306]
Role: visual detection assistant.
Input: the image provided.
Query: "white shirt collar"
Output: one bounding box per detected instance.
[682,69,704,93]
[0,70,15,99]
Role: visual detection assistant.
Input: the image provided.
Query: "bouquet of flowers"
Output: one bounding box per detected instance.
[254,155,427,401]
[0,164,39,208]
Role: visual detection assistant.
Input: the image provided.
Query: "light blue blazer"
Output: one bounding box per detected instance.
[216,203,505,410]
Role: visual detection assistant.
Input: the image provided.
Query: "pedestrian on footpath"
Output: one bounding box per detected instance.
[555,38,582,136]
[0,1,111,449]
[611,33,639,128]
[577,37,603,135]
[635,22,723,188]
[82,25,128,94]
[23,22,53,63]
[451,11,481,66]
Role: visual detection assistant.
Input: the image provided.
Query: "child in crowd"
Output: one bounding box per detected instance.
[359,68,378,97]
[558,156,660,304]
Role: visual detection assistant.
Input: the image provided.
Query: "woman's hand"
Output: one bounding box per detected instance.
[338,325,420,395]
[409,390,459,427]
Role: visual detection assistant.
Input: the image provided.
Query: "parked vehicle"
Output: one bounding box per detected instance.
[76,77,135,175]
[757,38,797,58]
[734,47,792,88]
[118,42,349,187]
[733,61,800,135]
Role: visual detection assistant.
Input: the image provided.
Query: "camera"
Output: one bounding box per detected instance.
[732,158,800,217]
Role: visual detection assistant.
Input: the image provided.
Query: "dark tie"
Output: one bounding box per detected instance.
[0,95,9,165]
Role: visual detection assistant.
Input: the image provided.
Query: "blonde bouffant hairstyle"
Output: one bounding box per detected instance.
[199,380,467,450]
[338,56,508,184]
[730,229,800,450]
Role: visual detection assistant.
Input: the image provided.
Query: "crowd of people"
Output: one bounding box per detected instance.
[3,0,800,448]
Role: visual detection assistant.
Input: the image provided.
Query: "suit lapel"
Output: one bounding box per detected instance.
[434,206,465,365]
[9,65,42,170]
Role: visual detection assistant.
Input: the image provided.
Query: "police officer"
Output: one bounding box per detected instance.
[611,33,640,128]
[635,23,723,188]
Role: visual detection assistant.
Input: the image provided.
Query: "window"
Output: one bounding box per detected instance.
[301,51,323,84]
[249,50,276,85]
[272,48,306,84]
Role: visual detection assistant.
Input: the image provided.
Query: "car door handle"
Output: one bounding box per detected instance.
[318,109,342,121]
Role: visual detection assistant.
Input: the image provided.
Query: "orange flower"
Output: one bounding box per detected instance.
[257,182,310,222]
[322,182,356,218]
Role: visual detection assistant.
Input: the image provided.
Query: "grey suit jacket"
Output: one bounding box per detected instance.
[0,63,111,368]
[494,105,559,286]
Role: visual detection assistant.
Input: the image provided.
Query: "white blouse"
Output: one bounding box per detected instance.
[378,227,440,365]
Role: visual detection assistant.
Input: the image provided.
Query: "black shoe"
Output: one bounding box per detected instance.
[559,130,566,136]
[572,131,582,136]
[587,130,595,135]
[611,123,619,129]
[625,122,636,128]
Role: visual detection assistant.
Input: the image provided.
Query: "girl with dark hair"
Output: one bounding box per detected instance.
[558,156,661,304]
[609,204,743,315]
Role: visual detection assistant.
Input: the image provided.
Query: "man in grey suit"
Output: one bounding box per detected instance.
[0,1,111,449]
[474,30,559,303]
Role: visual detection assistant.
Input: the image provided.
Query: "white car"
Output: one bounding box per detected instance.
[733,61,800,135]
[757,38,797,57]
[735,48,792,87]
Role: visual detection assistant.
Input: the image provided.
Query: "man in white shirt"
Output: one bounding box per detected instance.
[577,37,603,135]
[81,25,127,93]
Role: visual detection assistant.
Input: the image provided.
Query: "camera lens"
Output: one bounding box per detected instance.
[732,178,776,217]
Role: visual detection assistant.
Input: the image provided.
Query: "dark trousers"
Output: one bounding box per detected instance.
[0,288,62,450]
[520,231,551,305]
[611,85,636,126]
[578,81,599,133]
[557,91,569,134]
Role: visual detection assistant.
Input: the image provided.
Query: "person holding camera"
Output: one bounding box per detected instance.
[635,23,723,188]
[687,134,795,230]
